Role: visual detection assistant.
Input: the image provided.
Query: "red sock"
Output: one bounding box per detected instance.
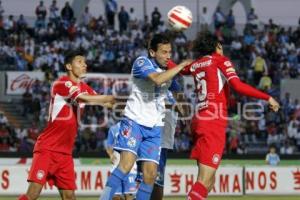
[187,181,208,200]
[18,194,29,200]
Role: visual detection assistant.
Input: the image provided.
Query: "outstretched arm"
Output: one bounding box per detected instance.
[229,77,279,112]
[148,60,192,85]
[77,94,115,107]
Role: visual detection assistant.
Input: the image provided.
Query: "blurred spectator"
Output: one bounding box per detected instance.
[0,1,4,17]
[16,14,28,31]
[61,1,74,22]
[49,0,59,24]
[265,145,280,166]
[251,52,268,85]
[151,7,161,30]
[258,73,272,91]
[200,7,209,30]
[35,1,47,20]
[0,112,8,125]
[105,0,117,28]
[22,89,32,116]
[280,140,295,154]
[82,6,92,26]
[226,9,235,29]
[3,15,15,32]
[15,126,27,140]
[118,6,129,34]
[128,7,137,28]
[213,6,225,29]
[247,8,259,29]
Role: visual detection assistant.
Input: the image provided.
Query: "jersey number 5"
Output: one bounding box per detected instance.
[195,72,207,101]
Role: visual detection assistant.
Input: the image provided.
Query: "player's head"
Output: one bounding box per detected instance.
[269,145,276,153]
[64,50,87,79]
[193,33,223,57]
[148,33,172,68]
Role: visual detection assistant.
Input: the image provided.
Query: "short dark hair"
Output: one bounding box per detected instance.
[193,33,219,57]
[64,49,86,66]
[148,33,171,52]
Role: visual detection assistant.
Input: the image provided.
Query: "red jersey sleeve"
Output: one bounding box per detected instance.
[82,83,97,95]
[217,56,239,81]
[52,80,85,102]
[166,60,177,69]
[217,55,270,101]
[167,59,191,75]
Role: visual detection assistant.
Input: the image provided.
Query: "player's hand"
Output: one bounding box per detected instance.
[268,97,280,112]
[109,154,117,164]
[177,59,193,69]
[103,102,114,109]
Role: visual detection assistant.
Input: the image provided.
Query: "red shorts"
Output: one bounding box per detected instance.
[28,150,76,190]
[190,119,227,169]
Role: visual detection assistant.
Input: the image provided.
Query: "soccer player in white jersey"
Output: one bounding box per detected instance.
[104,122,137,200]
[100,33,192,200]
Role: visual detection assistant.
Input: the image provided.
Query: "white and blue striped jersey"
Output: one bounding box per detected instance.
[124,56,180,127]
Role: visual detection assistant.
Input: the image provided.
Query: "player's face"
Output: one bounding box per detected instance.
[152,43,172,67]
[68,56,87,79]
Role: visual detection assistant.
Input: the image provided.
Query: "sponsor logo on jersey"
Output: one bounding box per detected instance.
[190,60,212,72]
[36,170,45,180]
[212,153,220,165]
[127,137,137,148]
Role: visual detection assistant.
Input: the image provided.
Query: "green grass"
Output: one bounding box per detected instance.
[80,158,300,166]
[2,196,300,200]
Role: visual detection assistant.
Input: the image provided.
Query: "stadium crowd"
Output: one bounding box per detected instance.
[0,1,299,155]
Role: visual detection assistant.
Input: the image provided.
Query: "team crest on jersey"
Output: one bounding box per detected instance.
[65,81,73,88]
[36,170,45,180]
[127,137,137,148]
[137,59,145,66]
[212,154,220,165]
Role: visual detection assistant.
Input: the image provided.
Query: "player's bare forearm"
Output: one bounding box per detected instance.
[148,60,192,85]
[77,94,115,105]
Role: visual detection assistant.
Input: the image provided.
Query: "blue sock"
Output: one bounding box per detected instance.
[99,168,127,200]
[136,182,153,200]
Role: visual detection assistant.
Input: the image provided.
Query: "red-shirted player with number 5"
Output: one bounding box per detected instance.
[182,34,280,200]
[18,50,115,200]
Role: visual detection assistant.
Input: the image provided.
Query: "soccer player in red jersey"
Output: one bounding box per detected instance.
[183,34,280,200]
[18,50,115,200]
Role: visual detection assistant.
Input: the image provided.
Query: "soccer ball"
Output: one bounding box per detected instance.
[167,5,193,31]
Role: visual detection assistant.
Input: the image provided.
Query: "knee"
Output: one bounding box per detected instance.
[118,161,134,173]
[143,169,157,184]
